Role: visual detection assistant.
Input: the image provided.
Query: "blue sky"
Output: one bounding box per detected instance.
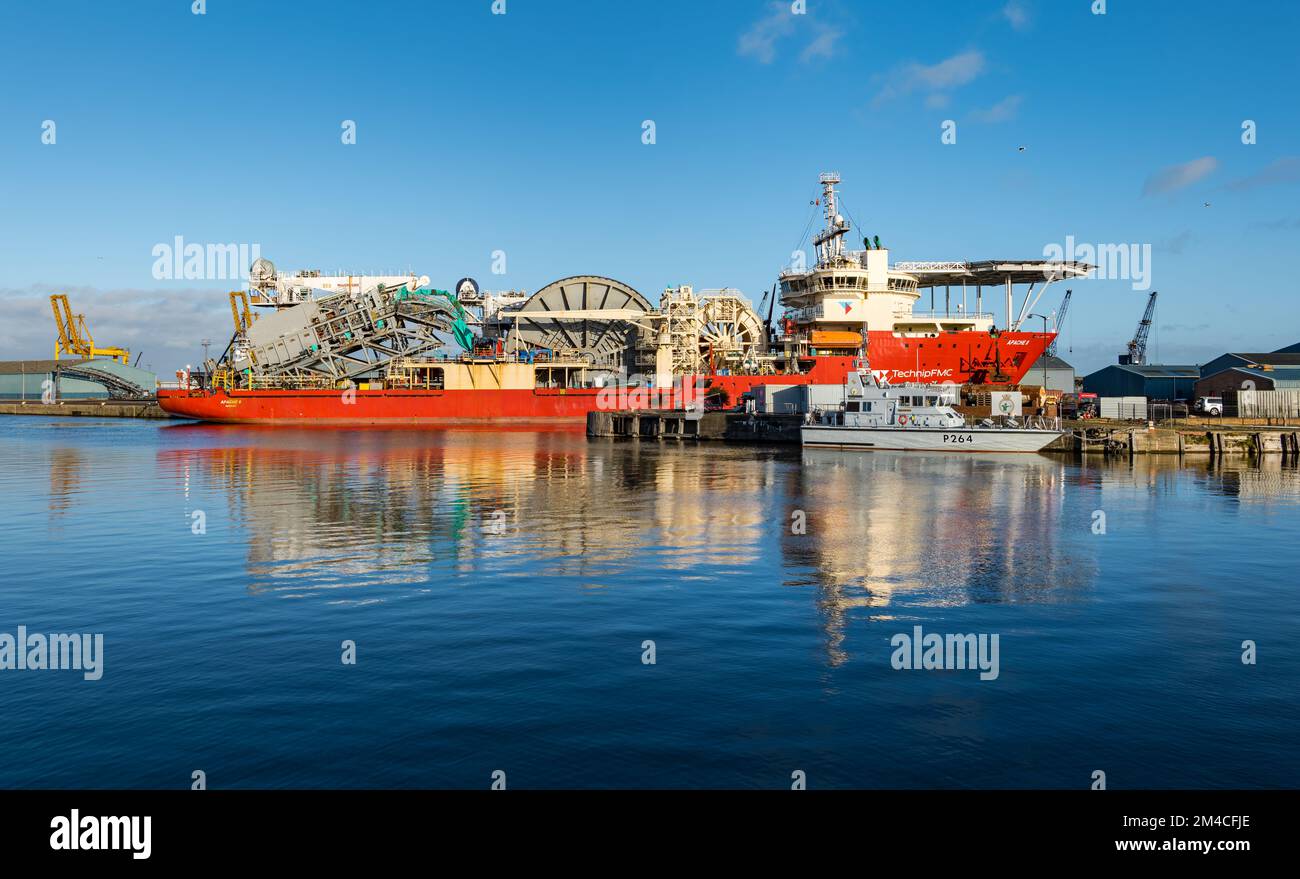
[1,0,1297,374]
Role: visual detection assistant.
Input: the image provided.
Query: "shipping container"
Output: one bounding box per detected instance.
[799,383,845,414]
[1236,389,1300,418]
[1100,396,1148,420]
[753,384,801,413]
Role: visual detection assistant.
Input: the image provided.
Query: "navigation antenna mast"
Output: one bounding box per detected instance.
[1119,290,1158,365]
[813,172,849,265]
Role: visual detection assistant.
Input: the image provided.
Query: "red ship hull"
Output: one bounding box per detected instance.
[158,330,1054,424]
[157,387,608,424]
[865,328,1054,385]
[705,329,1056,403]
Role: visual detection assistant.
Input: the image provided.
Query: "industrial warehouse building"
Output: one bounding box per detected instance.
[1193,346,1300,406]
[1195,365,1300,398]
[0,358,156,400]
[1026,354,1076,394]
[1197,350,1300,381]
[1193,349,1300,418]
[1082,363,1200,401]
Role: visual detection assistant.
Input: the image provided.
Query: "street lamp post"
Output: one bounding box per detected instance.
[1028,313,1051,418]
[1028,313,1050,390]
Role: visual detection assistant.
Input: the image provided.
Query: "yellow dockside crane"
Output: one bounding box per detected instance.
[50,293,131,364]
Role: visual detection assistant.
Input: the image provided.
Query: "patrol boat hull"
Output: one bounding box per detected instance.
[801,424,1064,453]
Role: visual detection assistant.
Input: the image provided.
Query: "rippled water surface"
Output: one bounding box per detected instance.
[2,417,1297,788]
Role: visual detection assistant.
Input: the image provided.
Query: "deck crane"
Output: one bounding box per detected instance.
[1047,288,1072,356]
[1118,290,1157,365]
[229,290,256,336]
[50,294,130,364]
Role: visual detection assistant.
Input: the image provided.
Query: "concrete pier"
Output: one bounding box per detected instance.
[0,399,169,418]
[1064,425,1300,457]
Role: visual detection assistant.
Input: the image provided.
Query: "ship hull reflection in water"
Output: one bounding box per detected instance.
[790,450,1096,666]
[159,427,1101,671]
[155,424,782,597]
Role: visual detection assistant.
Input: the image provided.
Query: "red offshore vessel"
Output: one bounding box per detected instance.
[160,356,612,424]
[747,171,1088,392]
[158,172,1087,424]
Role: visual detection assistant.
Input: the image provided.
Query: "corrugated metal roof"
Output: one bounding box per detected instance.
[1114,364,1201,377]
[1237,366,1300,387]
[0,359,91,372]
[1223,352,1300,366]
[1037,355,1075,370]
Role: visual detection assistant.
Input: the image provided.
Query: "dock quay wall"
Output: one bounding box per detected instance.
[0,399,169,419]
[589,410,1300,459]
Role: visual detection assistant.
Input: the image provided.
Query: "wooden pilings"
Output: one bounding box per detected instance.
[1204,430,1300,458]
[587,410,724,440]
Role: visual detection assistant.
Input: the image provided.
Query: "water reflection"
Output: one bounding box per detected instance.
[149,425,1300,620]
[1190,456,1300,501]
[48,447,84,519]
[154,426,777,597]
[789,451,1098,665]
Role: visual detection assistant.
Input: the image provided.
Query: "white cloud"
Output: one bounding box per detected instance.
[1141,156,1219,196]
[737,2,797,64]
[969,94,1022,123]
[1002,1,1030,31]
[800,26,843,63]
[0,285,228,369]
[1226,156,1300,191]
[738,2,843,65]
[875,50,986,105]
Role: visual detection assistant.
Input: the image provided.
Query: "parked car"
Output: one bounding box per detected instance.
[1195,396,1224,416]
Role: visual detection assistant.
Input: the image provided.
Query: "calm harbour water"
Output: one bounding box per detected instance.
[1,417,1297,789]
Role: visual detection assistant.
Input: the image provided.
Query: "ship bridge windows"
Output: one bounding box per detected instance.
[536,364,588,389]
[393,365,444,390]
[828,275,865,289]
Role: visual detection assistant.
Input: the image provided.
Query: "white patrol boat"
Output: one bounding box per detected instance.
[801,367,1065,453]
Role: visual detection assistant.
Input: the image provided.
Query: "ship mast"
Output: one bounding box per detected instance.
[813,172,850,265]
